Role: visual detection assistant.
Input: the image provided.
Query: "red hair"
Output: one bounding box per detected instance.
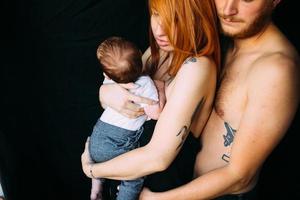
[146,0,220,77]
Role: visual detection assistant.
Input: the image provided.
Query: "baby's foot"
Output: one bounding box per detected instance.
[90,178,103,200]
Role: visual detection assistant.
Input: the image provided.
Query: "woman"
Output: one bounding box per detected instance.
[82,0,220,198]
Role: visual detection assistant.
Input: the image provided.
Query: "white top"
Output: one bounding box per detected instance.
[100,76,159,131]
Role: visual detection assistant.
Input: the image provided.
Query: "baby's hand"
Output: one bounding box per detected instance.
[144,104,161,120]
[144,80,166,120]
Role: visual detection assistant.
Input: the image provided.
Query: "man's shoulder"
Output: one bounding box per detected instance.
[249,51,299,81]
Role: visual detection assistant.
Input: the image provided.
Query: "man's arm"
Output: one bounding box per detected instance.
[82,57,216,180]
[140,54,299,199]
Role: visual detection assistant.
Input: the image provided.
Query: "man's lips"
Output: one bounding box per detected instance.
[220,17,243,25]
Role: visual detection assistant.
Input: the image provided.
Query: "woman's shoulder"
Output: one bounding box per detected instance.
[177,56,216,80]
[164,56,217,103]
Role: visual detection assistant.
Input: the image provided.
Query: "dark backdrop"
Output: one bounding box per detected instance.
[0,0,299,200]
[1,0,149,199]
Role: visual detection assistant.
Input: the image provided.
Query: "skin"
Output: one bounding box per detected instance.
[81,5,217,187]
[138,0,300,199]
[143,80,166,120]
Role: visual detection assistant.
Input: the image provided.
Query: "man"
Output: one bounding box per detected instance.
[139,0,299,199]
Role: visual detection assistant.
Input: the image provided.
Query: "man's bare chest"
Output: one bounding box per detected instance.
[214,62,250,121]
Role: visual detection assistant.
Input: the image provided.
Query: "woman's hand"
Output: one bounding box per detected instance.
[81,137,94,178]
[99,83,157,118]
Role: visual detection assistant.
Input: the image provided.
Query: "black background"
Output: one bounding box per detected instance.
[1,0,299,199]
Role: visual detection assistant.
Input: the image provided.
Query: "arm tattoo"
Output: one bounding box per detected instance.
[222,154,230,163]
[223,122,236,147]
[175,98,205,151]
[176,126,188,150]
[183,57,197,65]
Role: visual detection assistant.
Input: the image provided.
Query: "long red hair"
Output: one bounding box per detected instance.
[146,0,220,77]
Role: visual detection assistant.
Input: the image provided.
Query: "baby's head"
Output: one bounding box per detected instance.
[97,37,143,83]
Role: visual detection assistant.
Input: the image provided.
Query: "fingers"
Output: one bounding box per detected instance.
[117,101,144,118]
[122,107,145,119]
[128,94,158,105]
[126,101,144,112]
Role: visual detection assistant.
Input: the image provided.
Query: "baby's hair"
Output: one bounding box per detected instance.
[97,36,143,83]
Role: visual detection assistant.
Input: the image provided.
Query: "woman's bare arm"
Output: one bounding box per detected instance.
[82,57,216,180]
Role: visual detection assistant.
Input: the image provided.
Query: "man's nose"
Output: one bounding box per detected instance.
[223,0,238,16]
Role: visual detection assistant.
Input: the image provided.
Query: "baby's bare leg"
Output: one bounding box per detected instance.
[90,178,103,200]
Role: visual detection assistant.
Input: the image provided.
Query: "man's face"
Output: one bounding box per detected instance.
[214,0,275,39]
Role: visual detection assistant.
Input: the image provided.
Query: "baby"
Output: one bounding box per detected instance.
[89,36,165,200]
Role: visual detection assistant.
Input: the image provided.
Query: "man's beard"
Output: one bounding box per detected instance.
[220,4,273,39]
